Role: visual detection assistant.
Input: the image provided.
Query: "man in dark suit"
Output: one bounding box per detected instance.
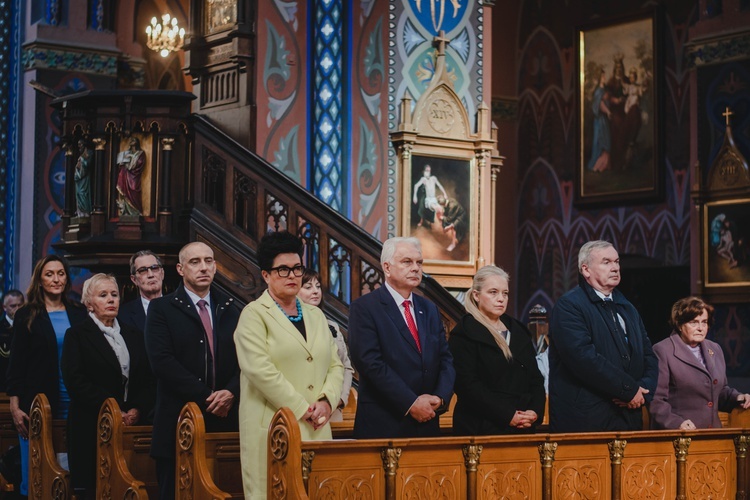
[549,240,658,432]
[0,290,24,391]
[145,242,241,500]
[349,236,455,438]
[118,250,164,332]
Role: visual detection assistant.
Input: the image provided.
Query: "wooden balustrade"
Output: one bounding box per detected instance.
[96,398,156,499]
[28,393,68,500]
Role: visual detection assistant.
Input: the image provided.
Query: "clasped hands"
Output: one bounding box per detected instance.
[120,408,140,426]
[510,410,538,429]
[302,399,332,431]
[613,386,649,409]
[409,394,442,423]
[206,389,235,417]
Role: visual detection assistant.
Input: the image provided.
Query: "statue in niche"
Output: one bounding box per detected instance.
[74,139,92,217]
[116,137,145,216]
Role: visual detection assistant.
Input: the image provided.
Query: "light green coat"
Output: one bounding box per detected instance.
[234,290,344,499]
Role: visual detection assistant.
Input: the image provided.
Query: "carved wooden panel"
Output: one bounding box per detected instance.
[309,472,378,499]
[553,459,606,498]
[477,461,535,499]
[397,466,461,499]
[621,458,669,500]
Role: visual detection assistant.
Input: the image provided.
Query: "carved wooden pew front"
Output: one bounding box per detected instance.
[96,397,156,499]
[28,393,68,500]
[268,407,750,500]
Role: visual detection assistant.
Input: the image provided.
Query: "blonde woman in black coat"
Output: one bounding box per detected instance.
[449,266,545,435]
[61,274,155,498]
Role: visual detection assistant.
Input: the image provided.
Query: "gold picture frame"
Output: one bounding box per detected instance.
[703,199,750,289]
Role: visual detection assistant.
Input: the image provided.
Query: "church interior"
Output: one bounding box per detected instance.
[1,0,750,497]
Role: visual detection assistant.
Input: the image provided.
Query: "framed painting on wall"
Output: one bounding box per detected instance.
[575,9,661,206]
[403,153,475,267]
[704,199,750,288]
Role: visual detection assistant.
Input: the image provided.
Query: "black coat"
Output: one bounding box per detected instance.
[0,316,13,392]
[449,313,546,435]
[117,297,147,333]
[61,315,155,492]
[6,303,87,415]
[145,283,241,458]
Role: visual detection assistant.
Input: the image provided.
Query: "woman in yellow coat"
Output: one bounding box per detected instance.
[234,231,344,499]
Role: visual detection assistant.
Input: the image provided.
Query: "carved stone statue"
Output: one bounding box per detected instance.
[116,137,146,216]
[74,139,92,217]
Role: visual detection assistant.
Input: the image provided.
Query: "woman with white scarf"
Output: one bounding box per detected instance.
[61,273,155,498]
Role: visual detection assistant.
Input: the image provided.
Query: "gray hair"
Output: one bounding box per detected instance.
[465,265,512,360]
[381,237,421,265]
[578,240,614,272]
[129,250,162,275]
[81,273,118,307]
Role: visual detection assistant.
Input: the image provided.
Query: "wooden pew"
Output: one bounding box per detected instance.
[176,403,242,499]
[96,398,156,499]
[266,406,750,500]
[0,392,19,493]
[28,393,68,499]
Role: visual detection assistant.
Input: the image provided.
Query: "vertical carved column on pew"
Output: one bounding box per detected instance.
[608,439,627,500]
[268,407,308,499]
[381,447,402,500]
[538,442,557,500]
[462,443,483,500]
[301,451,315,493]
[673,437,691,500]
[734,435,749,499]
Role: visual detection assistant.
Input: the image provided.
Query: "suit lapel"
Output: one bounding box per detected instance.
[379,287,421,354]
[672,335,709,375]
[85,318,122,373]
[596,300,629,360]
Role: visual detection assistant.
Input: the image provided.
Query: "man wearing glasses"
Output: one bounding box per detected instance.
[118,250,165,332]
[144,242,241,500]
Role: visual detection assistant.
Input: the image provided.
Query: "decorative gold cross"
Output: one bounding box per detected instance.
[722,106,733,126]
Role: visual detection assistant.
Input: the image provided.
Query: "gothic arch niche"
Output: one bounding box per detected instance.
[391,34,502,289]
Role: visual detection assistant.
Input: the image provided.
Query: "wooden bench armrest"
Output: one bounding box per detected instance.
[176,402,231,499]
[268,407,309,499]
[28,393,69,499]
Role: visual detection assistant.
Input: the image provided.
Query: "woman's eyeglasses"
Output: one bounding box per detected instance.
[269,265,305,277]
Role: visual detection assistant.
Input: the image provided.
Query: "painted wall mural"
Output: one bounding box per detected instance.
[387,0,484,237]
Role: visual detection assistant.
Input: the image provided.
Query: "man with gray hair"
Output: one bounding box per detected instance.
[349,236,455,438]
[118,250,165,332]
[549,240,657,432]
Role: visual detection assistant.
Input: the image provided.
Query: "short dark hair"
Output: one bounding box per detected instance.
[257,231,304,272]
[3,289,23,302]
[301,268,321,286]
[670,296,714,331]
[129,250,163,275]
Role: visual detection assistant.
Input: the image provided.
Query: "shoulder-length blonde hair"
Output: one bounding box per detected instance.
[465,265,512,360]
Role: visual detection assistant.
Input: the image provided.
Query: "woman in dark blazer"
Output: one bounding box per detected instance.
[449,266,546,435]
[650,297,750,430]
[6,254,87,497]
[61,273,155,498]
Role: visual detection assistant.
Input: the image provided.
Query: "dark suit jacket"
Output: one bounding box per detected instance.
[449,313,546,435]
[61,316,155,492]
[118,297,148,332]
[6,303,87,415]
[650,333,739,429]
[145,283,241,458]
[549,274,658,432]
[348,285,455,438]
[0,316,13,392]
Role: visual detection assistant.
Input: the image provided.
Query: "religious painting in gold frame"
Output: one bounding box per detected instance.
[403,152,476,268]
[703,199,750,288]
[575,8,662,206]
[205,0,237,35]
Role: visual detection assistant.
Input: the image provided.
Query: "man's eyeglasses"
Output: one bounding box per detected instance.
[269,265,305,278]
[134,264,163,276]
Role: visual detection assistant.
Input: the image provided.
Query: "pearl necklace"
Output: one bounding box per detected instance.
[277,298,303,323]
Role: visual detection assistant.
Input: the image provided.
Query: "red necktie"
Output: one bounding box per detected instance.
[197,300,216,384]
[403,300,422,353]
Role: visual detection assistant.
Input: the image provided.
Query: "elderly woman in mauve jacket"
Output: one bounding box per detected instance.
[61,274,155,499]
[6,255,87,497]
[650,296,750,430]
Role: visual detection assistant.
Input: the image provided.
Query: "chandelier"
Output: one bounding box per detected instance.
[146,14,185,58]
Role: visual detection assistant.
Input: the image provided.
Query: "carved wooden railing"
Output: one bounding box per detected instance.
[28,394,68,500]
[190,115,464,330]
